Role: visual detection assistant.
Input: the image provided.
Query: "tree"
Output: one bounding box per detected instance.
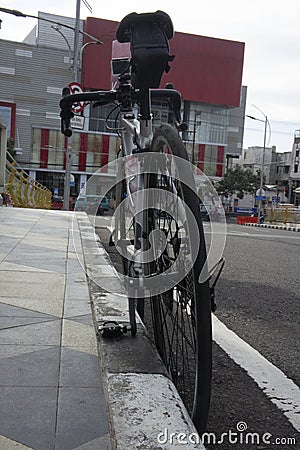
[215,166,261,199]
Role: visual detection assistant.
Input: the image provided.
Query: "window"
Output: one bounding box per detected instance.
[0,102,16,138]
[151,99,171,130]
[189,102,228,145]
[88,98,172,133]
[294,164,299,173]
[89,104,119,134]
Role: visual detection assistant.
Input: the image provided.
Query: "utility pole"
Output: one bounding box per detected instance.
[246,106,269,223]
[258,115,267,222]
[63,0,81,211]
[73,0,81,83]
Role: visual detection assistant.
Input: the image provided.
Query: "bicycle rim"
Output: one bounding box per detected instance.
[146,124,212,434]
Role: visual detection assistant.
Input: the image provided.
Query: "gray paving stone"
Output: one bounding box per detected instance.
[55,387,110,450]
[0,303,56,319]
[0,386,57,450]
[64,300,92,317]
[65,283,90,301]
[0,347,60,386]
[0,276,65,299]
[0,320,62,346]
[72,435,112,450]
[59,347,102,387]
[67,314,94,326]
[0,316,56,330]
[0,344,50,359]
[3,257,67,273]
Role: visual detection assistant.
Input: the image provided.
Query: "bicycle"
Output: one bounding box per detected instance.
[60,10,221,434]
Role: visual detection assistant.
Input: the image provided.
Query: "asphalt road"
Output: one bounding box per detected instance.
[95,215,300,449]
[206,223,299,450]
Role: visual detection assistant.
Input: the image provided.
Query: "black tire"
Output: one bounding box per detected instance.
[146,124,212,434]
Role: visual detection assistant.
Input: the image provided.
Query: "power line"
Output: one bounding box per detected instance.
[82,0,93,14]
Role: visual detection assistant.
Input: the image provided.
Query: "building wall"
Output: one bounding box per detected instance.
[227,85,247,157]
[0,38,71,165]
[238,145,277,184]
[83,18,245,107]
[290,131,300,182]
[37,12,83,51]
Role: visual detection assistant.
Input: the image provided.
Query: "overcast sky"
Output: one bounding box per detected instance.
[1,0,300,152]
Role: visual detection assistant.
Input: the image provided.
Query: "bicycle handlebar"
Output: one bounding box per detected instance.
[60,87,185,136]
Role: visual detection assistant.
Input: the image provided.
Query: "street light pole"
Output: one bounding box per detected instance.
[73,0,81,83]
[258,114,268,222]
[63,0,81,211]
[246,108,268,223]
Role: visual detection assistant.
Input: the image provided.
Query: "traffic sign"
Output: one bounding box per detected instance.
[256,195,266,201]
[71,115,85,129]
[68,81,87,113]
[234,207,258,214]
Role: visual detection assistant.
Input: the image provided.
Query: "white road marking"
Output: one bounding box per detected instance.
[204,230,300,239]
[212,315,300,432]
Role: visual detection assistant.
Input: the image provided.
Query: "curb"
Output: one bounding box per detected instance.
[76,213,205,450]
[241,222,300,232]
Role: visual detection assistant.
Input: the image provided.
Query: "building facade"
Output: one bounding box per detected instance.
[0,11,245,198]
[290,130,300,204]
[237,145,277,184]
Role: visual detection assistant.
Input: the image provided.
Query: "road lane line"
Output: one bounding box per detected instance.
[205,230,300,239]
[212,315,300,432]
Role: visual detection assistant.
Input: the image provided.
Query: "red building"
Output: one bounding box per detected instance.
[82,17,244,107]
[76,16,245,183]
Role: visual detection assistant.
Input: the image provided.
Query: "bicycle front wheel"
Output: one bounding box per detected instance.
[146,124,212,434]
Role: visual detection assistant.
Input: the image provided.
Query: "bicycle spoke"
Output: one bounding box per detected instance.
[144,124,212,434]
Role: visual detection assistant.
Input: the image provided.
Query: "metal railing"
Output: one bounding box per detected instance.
[4,153,51,209]
[266,206,300,224]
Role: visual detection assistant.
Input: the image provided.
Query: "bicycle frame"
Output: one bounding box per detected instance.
[118,89,154,290]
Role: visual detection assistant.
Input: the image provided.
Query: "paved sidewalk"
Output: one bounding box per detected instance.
[0,207,204,450]
[0,207,111,450]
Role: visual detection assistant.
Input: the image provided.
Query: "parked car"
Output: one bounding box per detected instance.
[200,203,223,222]
[73,195,104,215]
[51,195,63,210]
[200,204,209,221]
[100,195,109,211]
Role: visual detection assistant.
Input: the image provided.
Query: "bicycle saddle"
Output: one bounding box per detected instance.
[116,10,174,43]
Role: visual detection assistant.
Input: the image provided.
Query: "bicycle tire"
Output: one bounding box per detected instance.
[146,124,212,434]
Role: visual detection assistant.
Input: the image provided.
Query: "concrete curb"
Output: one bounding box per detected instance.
[76,213,205,450]
[241,222,300,232]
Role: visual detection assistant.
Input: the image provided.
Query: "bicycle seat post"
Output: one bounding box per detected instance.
[138,88,153,145]
[139,88,151,121]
